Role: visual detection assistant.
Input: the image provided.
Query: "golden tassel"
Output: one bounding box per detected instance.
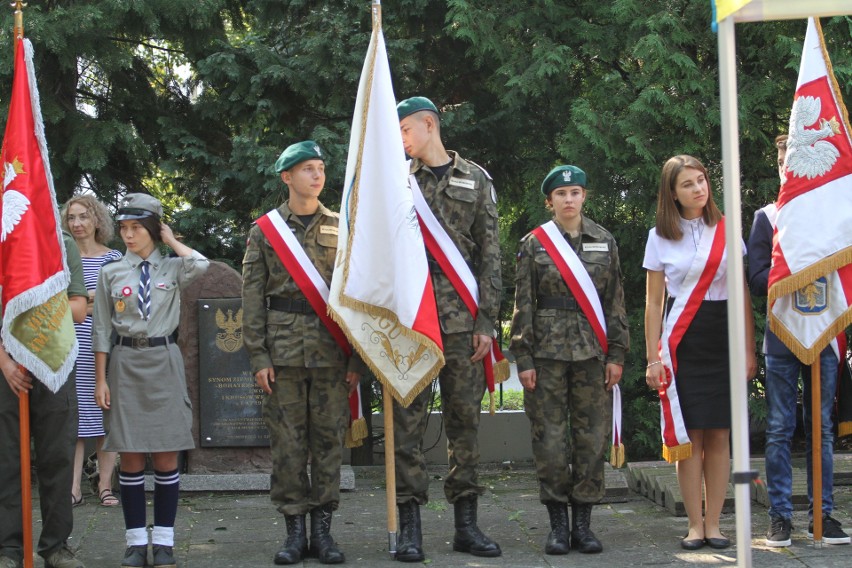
[662,442,692,464]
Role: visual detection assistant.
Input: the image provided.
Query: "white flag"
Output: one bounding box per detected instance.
[328,23,444,406]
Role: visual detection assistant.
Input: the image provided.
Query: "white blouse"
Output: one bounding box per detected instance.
[642,217,744,301]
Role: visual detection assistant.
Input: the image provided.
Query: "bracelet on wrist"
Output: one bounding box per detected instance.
[647,360,662,368]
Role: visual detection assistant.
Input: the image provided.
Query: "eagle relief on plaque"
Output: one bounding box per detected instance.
[198,298,269,447]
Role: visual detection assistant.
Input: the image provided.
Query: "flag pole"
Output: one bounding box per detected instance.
[811,357,823,546]
[369,0,398,557]
[12,2,35,565]
[717,13,755,568]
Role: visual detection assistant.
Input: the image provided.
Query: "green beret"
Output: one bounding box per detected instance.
[397,96,439,121]
[541,165,587,196]
[116,193,163,220]
[275,140,324,173]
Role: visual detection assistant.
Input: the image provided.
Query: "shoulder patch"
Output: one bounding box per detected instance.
[466,159,492,180]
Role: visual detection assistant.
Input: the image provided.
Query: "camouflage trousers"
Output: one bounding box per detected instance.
[525,358,612,504]
[263,365,349,516]
[393,332,486,504]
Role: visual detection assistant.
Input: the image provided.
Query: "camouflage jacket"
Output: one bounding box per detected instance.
[241,200,356,373]
[509,215,629,372]
[411,151,501,336]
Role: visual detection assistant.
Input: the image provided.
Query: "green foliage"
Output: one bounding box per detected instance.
[1,2,850,459]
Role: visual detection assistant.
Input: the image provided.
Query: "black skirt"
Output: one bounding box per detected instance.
[667,299,731,430]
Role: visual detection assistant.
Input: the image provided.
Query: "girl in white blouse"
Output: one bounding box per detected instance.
[643,155,756,551]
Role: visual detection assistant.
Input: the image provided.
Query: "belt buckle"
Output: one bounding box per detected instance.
[136,337,149,348]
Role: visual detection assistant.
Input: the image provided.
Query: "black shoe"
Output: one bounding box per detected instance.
[274,515,308,565]
[570,503,603,554]
[680,538,705,551]
[310,504,345,564]
[808,514,851,545]
[765,515,792,547]
[121,545,148,568]
[152,545,176,568]
[705,536,731,549]
[544,502,570,555]
[452,495,502,557]
[396,501,425,562]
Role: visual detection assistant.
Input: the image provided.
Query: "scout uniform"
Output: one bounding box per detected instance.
[0,233,87,568]
[510,165,628,554]
[90,193,208,568]
[241,141,353,565]
[394,97,503,561]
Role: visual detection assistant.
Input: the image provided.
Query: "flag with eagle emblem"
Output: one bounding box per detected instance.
[0,38,77,391]
[768,18,852,363]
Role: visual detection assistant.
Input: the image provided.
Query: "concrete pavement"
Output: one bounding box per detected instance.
[37,461,851,568]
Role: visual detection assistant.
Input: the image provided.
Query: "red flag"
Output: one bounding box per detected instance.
[0,38,77,391]
[768,18,852,364]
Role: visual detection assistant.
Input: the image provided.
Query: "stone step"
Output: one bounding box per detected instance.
[629,454,852,516]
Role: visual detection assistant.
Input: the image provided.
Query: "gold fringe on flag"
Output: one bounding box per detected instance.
[662,442,692,464]
[610,443,626,469]
[345,417,369,449]
[493,358,510,384]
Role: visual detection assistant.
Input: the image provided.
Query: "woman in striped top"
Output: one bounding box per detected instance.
[62,195,122,507]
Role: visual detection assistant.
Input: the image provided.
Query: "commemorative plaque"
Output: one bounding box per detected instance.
[197,298,269,447]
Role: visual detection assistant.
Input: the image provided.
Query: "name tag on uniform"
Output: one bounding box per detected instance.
[320,225,339,235]
[448,177,476,189]
[583,243,609,252]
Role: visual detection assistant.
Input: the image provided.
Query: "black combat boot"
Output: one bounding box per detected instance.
[452,495,502,557]
[544,501,570,555]
[571,503,603,553]
[274,514,307,565]
[396,500,425,562]
[309,504,345,564]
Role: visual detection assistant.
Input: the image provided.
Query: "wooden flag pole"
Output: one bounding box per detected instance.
[19,380,34,568]
[382,387,398,557]
[811,357,823,546]
[12,5,34,568]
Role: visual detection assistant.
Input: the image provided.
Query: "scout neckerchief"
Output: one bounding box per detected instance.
[530,220,625,465]
[255,209,351,358]
[763,203,852,434]
[410,174,509,411]
[658,217,726,463]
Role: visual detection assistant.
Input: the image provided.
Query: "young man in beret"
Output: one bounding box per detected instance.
[393,97,502,561]
[242,141,361,565]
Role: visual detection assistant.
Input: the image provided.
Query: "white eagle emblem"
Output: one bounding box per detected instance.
[2,160,30,242]
[785,95,841,181]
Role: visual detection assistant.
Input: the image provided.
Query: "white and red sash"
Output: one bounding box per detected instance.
[659,217,726,463]
[255,209,352,358]
[531,220,623,462]
[410,175,509,404]
[531,221,608,353]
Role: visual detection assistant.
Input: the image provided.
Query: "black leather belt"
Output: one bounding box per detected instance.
[538,296,579,310]
[268,296,314,314]
[114,334,176,348]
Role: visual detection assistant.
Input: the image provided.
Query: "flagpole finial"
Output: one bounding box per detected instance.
[372,0,381,31]
[11,1,27,39]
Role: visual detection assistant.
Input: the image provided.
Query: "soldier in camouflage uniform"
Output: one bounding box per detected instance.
[393,97,502,561]
[241,141,360,566]
[510,165,628,555]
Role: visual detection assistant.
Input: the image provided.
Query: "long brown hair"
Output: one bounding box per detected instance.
[654,155,722,240]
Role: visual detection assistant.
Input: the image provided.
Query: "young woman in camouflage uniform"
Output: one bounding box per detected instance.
[510,165,628,555]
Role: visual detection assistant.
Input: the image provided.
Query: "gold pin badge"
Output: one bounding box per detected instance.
[115,299,126,313]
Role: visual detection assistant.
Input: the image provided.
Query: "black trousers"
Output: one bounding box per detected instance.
[0,372,77,562]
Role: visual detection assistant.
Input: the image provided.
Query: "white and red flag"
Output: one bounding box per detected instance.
[328,18,444,406]
[768,18,852,364]
[0,39,77,392]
